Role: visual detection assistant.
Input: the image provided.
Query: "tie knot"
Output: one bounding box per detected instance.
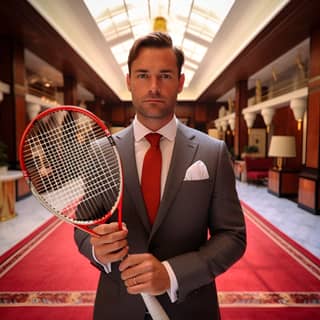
[145,133,161,148]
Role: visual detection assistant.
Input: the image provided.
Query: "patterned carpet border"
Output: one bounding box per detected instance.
[241,202,320,280]
[0,218,63,277]
[1,202,320,309]
[0,291,319,308]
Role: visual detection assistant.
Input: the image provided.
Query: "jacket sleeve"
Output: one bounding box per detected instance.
[167,141,246,302]
[74,227,107,272]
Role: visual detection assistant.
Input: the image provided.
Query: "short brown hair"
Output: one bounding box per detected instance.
[127,32,184,75]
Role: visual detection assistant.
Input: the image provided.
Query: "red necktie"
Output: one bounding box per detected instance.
[141,133,162,224]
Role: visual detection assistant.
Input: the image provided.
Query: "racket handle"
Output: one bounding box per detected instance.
[141,293,170,320]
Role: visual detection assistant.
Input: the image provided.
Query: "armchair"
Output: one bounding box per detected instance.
[244,157,273,183]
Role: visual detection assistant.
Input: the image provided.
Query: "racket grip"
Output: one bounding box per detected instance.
[141,293,170,320]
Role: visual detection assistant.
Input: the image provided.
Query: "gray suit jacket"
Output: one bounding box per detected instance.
[74,121,246,320]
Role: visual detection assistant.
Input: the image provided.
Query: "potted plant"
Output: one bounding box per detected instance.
[241,145,259,159]
[0,141,8,174]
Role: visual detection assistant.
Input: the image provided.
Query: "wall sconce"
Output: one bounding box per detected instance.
[268,135,296,171]
[228,114,235,135]
[261,108,275,133]
[255,79,262,103]
[271,67,278,82]
[290,98,307,131]
[243,112,257,134]
[228,98,234,113]
[218,106,227,118]
[221,120,228,132]
[214,120,221,132]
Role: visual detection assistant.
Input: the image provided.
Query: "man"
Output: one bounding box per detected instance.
[74,32,246,319]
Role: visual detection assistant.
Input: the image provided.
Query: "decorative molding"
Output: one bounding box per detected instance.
[241,87,308,130]
[0,81,10,102]
[308,74,320,84]
[214,112,235,132]
[14,84,27,96]
[0,81,10,94]
[242,87,308,115]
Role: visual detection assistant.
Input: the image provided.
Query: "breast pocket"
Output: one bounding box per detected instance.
[160,179,214,250]
[179,179,213,210]
[165,179,214,227]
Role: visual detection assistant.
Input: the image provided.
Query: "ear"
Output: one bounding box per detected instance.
[178,73,185,93]
[126,74,131,91]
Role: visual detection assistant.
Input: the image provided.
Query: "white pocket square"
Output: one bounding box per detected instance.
[184,160,209,181]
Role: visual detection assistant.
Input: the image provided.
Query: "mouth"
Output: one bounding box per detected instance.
[143,98,164,104]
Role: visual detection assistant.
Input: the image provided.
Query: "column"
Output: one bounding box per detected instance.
[0,38,27,168]
[234,80,248,158]
[63,75,78,105]
[0,38,28,199]
[298,27,320,214]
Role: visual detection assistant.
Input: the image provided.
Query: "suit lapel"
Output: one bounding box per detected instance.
[114,126,151,232]
[150,123,198,240]
[114,123,199,240]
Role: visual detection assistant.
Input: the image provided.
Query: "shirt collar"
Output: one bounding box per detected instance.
[133,115,177,142]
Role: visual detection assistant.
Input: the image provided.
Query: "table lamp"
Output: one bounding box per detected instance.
[268,136,296,171]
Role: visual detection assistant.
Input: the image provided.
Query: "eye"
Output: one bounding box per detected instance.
[137,73,149,79]
[159,73,172,79]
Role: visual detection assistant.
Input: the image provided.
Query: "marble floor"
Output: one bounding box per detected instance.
[0,180,320,258]
[236,181,320,258]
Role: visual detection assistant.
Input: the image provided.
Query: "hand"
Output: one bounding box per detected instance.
[119,253,170,296]
[90,222,129,265]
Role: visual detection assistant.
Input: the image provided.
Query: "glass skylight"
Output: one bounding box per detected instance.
[84,0,234,87]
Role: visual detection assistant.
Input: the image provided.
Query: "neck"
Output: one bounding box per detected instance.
[137,114,174,131]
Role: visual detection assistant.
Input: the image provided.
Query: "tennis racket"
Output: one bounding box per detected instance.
[19,105,169,320]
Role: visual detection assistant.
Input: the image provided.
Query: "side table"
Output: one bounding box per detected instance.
[268,169,299,198]
[0,170,23,221]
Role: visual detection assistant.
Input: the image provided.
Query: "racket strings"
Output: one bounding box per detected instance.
[22,110,121,222]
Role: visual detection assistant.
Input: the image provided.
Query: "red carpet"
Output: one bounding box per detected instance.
[0,201,319,319]
[217,201,320,319]
[0,218,99,320]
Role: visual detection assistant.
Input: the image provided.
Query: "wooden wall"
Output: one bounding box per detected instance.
[106,101,217,133]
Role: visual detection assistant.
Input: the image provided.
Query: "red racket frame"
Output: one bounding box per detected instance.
[19,105,123,236]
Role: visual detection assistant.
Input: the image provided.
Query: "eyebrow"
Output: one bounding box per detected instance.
[133,69,174,73]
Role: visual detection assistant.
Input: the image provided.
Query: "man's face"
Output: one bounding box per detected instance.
[126,47,185,125]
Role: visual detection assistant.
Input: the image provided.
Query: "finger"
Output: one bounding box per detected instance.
[119,253,151,272]
[90,228,128,246]
[95,238,128,254]
[124,276,139,288]
[123,272,150,289]
[103,246,129,264]
[125,271,169,296]
[93,222,125,236]
[94,237,128,261]
[120,258,156,282]
[125,279,150,295]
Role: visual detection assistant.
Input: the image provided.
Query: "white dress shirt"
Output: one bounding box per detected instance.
[133,115,176,197]
[93,115,179,302]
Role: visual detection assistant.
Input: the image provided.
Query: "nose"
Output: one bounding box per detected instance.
[149,76,160,95]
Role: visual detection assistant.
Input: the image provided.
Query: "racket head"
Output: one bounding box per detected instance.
[19,106,123,232]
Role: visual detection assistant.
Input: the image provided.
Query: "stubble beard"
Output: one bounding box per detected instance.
[136,102,174,120]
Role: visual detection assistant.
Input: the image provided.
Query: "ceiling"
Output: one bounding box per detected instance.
[83,0,235,88]
[25,0,291,101]
[25,49,95,102]
[1,0,319,105]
